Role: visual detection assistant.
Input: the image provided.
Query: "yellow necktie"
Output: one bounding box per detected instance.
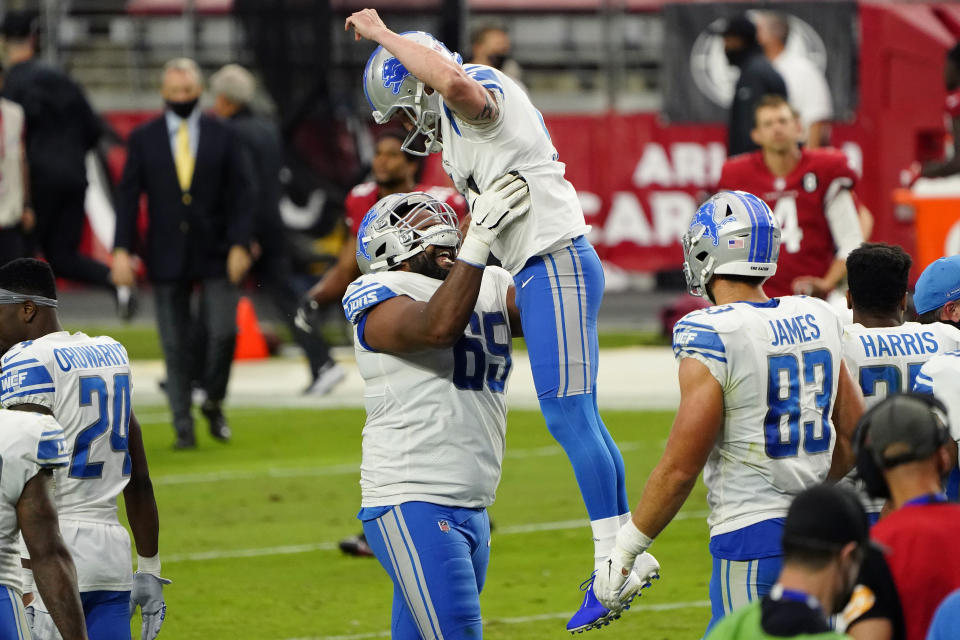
[174,121,194,192]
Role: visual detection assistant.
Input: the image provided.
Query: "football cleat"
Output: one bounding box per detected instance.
[566,572,624,634]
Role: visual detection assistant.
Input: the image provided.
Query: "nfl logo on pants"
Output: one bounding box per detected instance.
[437,520,451,533]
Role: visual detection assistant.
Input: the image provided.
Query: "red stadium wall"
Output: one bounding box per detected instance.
[100,2,960,277]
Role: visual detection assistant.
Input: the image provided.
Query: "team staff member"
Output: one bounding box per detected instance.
[852,394,960,640]
[112,58,255,450]
[296,131,466,396]
[719,95,862,298]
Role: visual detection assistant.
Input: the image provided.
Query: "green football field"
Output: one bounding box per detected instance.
[125,406,713,639]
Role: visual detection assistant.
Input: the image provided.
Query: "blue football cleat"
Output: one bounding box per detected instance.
[566,572,626,634]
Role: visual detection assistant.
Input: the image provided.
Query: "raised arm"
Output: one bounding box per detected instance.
[18,470,88,640]
[363,175,528,352]
[345,9,499,124]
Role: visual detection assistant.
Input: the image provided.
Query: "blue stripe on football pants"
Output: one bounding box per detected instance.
[706,555,782,635]
[362,502,490,640]
[514,236,628,519]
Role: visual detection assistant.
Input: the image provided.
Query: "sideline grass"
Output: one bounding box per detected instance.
[124,407,711,639]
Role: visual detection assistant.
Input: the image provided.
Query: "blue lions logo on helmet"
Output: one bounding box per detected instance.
[355,207,379,260]
[382,58,411,95]
[691,201,736,247]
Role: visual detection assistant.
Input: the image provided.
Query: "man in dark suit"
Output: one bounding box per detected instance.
[209,64,333,391]
[0,11,133,317]
[112,58,254,450]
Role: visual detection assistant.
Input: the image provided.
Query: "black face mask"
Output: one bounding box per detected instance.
[724,47,748,67]
[166,98,199,119]
[488,53,509,70]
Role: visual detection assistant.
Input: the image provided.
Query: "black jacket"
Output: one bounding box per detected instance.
[114,113,255,282]
[1,59,101,190]
[728,50,788,157]
[228,108,286,242]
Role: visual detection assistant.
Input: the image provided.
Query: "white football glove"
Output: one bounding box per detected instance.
[130,572,172,640]
[594,551,661,611]
[458,173,530,267]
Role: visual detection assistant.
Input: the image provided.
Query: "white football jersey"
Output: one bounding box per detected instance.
[343,267,514,508]
[0,331,134,590]
[915,351,960,441]
[439,64,589,274]
[672,296,844,536]
[840,321,960,511]
[0,411,68,593]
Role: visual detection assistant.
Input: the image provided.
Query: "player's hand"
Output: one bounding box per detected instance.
[899,161,922,188]
[24,605,33,630]
[469,174,530,239]
[345,9,388,42]
[130,572,172,640]
[791,276,831,299]
[458,174,530,267]
[294,297,321,334]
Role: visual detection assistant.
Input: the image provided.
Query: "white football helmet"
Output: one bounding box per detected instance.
[362,31,462,156]
[355,191,461,274]
[683,190,781,299]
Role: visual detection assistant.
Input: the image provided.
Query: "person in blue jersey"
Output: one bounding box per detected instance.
[0,259,168,640]
[344,9,638,629]
[594,191,865,633]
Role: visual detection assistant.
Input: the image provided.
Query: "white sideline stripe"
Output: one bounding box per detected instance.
[163,510,709,563]
[152,441,650,486]
[496,509,709,535]
[165,542,337,562]
[285,600,712,640]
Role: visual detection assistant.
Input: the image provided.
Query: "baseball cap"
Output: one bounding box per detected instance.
[782,485,868,552]
[859,393,950,469]
[914,255,960,315]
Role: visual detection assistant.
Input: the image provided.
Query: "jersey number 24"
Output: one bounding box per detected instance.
[71,374,132,479]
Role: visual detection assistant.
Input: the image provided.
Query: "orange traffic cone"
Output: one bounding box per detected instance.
[234,296,269,360]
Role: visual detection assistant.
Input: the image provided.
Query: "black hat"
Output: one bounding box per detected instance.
[714,14,758,44]
[1,11,37,40]
[782,485,869,553]
[861,393,951,470]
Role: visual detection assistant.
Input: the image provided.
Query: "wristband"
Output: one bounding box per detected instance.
[137,554,162,577]
[457,234,490,269]
[616,519,654,556]
[21,567,34,594]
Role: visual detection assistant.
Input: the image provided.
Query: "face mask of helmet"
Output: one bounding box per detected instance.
[363,32,463,157]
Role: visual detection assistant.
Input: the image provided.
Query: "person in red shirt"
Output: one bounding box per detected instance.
[718,94,863,298]
[295,130,467,396]
[903,43,960,184]
[853,393,960,640]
